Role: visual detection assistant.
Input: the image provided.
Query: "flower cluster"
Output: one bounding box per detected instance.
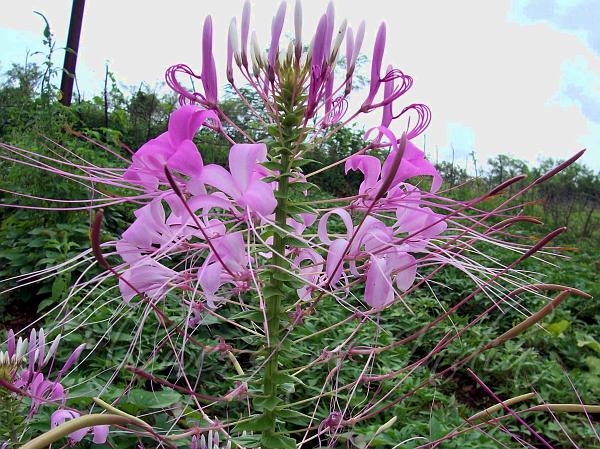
[2,329,84,415]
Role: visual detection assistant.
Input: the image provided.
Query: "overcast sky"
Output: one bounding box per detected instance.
[1,0,599,172]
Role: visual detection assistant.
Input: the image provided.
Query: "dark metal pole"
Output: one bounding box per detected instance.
[60,0,86,106]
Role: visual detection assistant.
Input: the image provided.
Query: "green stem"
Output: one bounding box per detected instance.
[262,149,291,439]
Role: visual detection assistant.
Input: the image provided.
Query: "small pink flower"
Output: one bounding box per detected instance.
[124,105,218,193]
[51,409,109,444]
[364,250,417,308]
[346,127,442,197]
[201,143,277,217]
[198,232,251,307]
[318,209,393,285]
[293,249,325,300]
[119,260,178,304]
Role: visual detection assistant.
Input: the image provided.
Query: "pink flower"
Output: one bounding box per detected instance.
[395,203,448,252]
[318,209,393,285]
[116,199,177,264]
[345,128,442,197]
[201,143,277,217]
[119,260,178,304]
[364,250,417,308]
[15,371,64,414]
[318,206,429,308]
[51,409,109,444]
[198,232,250,307]
[293,249,325,300]
[124,106,218,193]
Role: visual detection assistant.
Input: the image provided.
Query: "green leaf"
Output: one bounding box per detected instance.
[585,356,600,375]
[274,372,304,386]
[231,434,262,447]
[274,409,311,425]
[262,161,282,171]
[261,434,296,449]
[230,310,265,321]
[284,236,309,248]
[34,11,51,39]
[253,396,282,412]
[291,158,320,168]
[544,319,570,336]
[127,388,181,409]
[232,414,272,432]
[577,336,600,354]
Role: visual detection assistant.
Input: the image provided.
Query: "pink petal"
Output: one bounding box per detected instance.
[318,209,354,245]
[381,65,394,127]
[93,425,110,444]
[51,409,80,428]
[268,2,287,70]
[295,249,324,300]
[364,22,386,106]
[239,179,277,216]
[168,106,219,146]
[201,16,218,104]
[202,164,240,199]
[241,1,251,66]
[167,140,203,177]
[7,329,15,358]
[345,26,354,73]
[326,238,348,285]
[119,262,176,303]
[345,155,382,195]
[198,262,224,308]
[228,143,267,192]
[364,256,393,308]
[384,140,442,192]
[391,252,417,292]
[311,15,329,78]
[352,21,366,67]
[60,343,85,376]
[214,232,246,271]
[358,217,393,254]
[69,427,90,443]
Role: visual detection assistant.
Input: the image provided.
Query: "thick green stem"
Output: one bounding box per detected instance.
[262,149,291,439]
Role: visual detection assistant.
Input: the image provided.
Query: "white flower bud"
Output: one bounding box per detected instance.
[43,334,61,367]
[329,19,347,64]
[229,18,241,66]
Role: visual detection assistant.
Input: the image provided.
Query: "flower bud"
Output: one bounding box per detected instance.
[241,1,251,67]
[251,31,265,67]
[294,0,303,61]
[329,19,347,65]
[229,18,241,66]
[286,41,294,62]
